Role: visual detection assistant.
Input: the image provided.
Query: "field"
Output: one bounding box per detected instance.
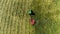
[0,0,60,34]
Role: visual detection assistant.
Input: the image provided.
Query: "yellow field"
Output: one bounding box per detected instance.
[0,0,35,34]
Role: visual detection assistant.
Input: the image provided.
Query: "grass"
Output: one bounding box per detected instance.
[0,0,60,34]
